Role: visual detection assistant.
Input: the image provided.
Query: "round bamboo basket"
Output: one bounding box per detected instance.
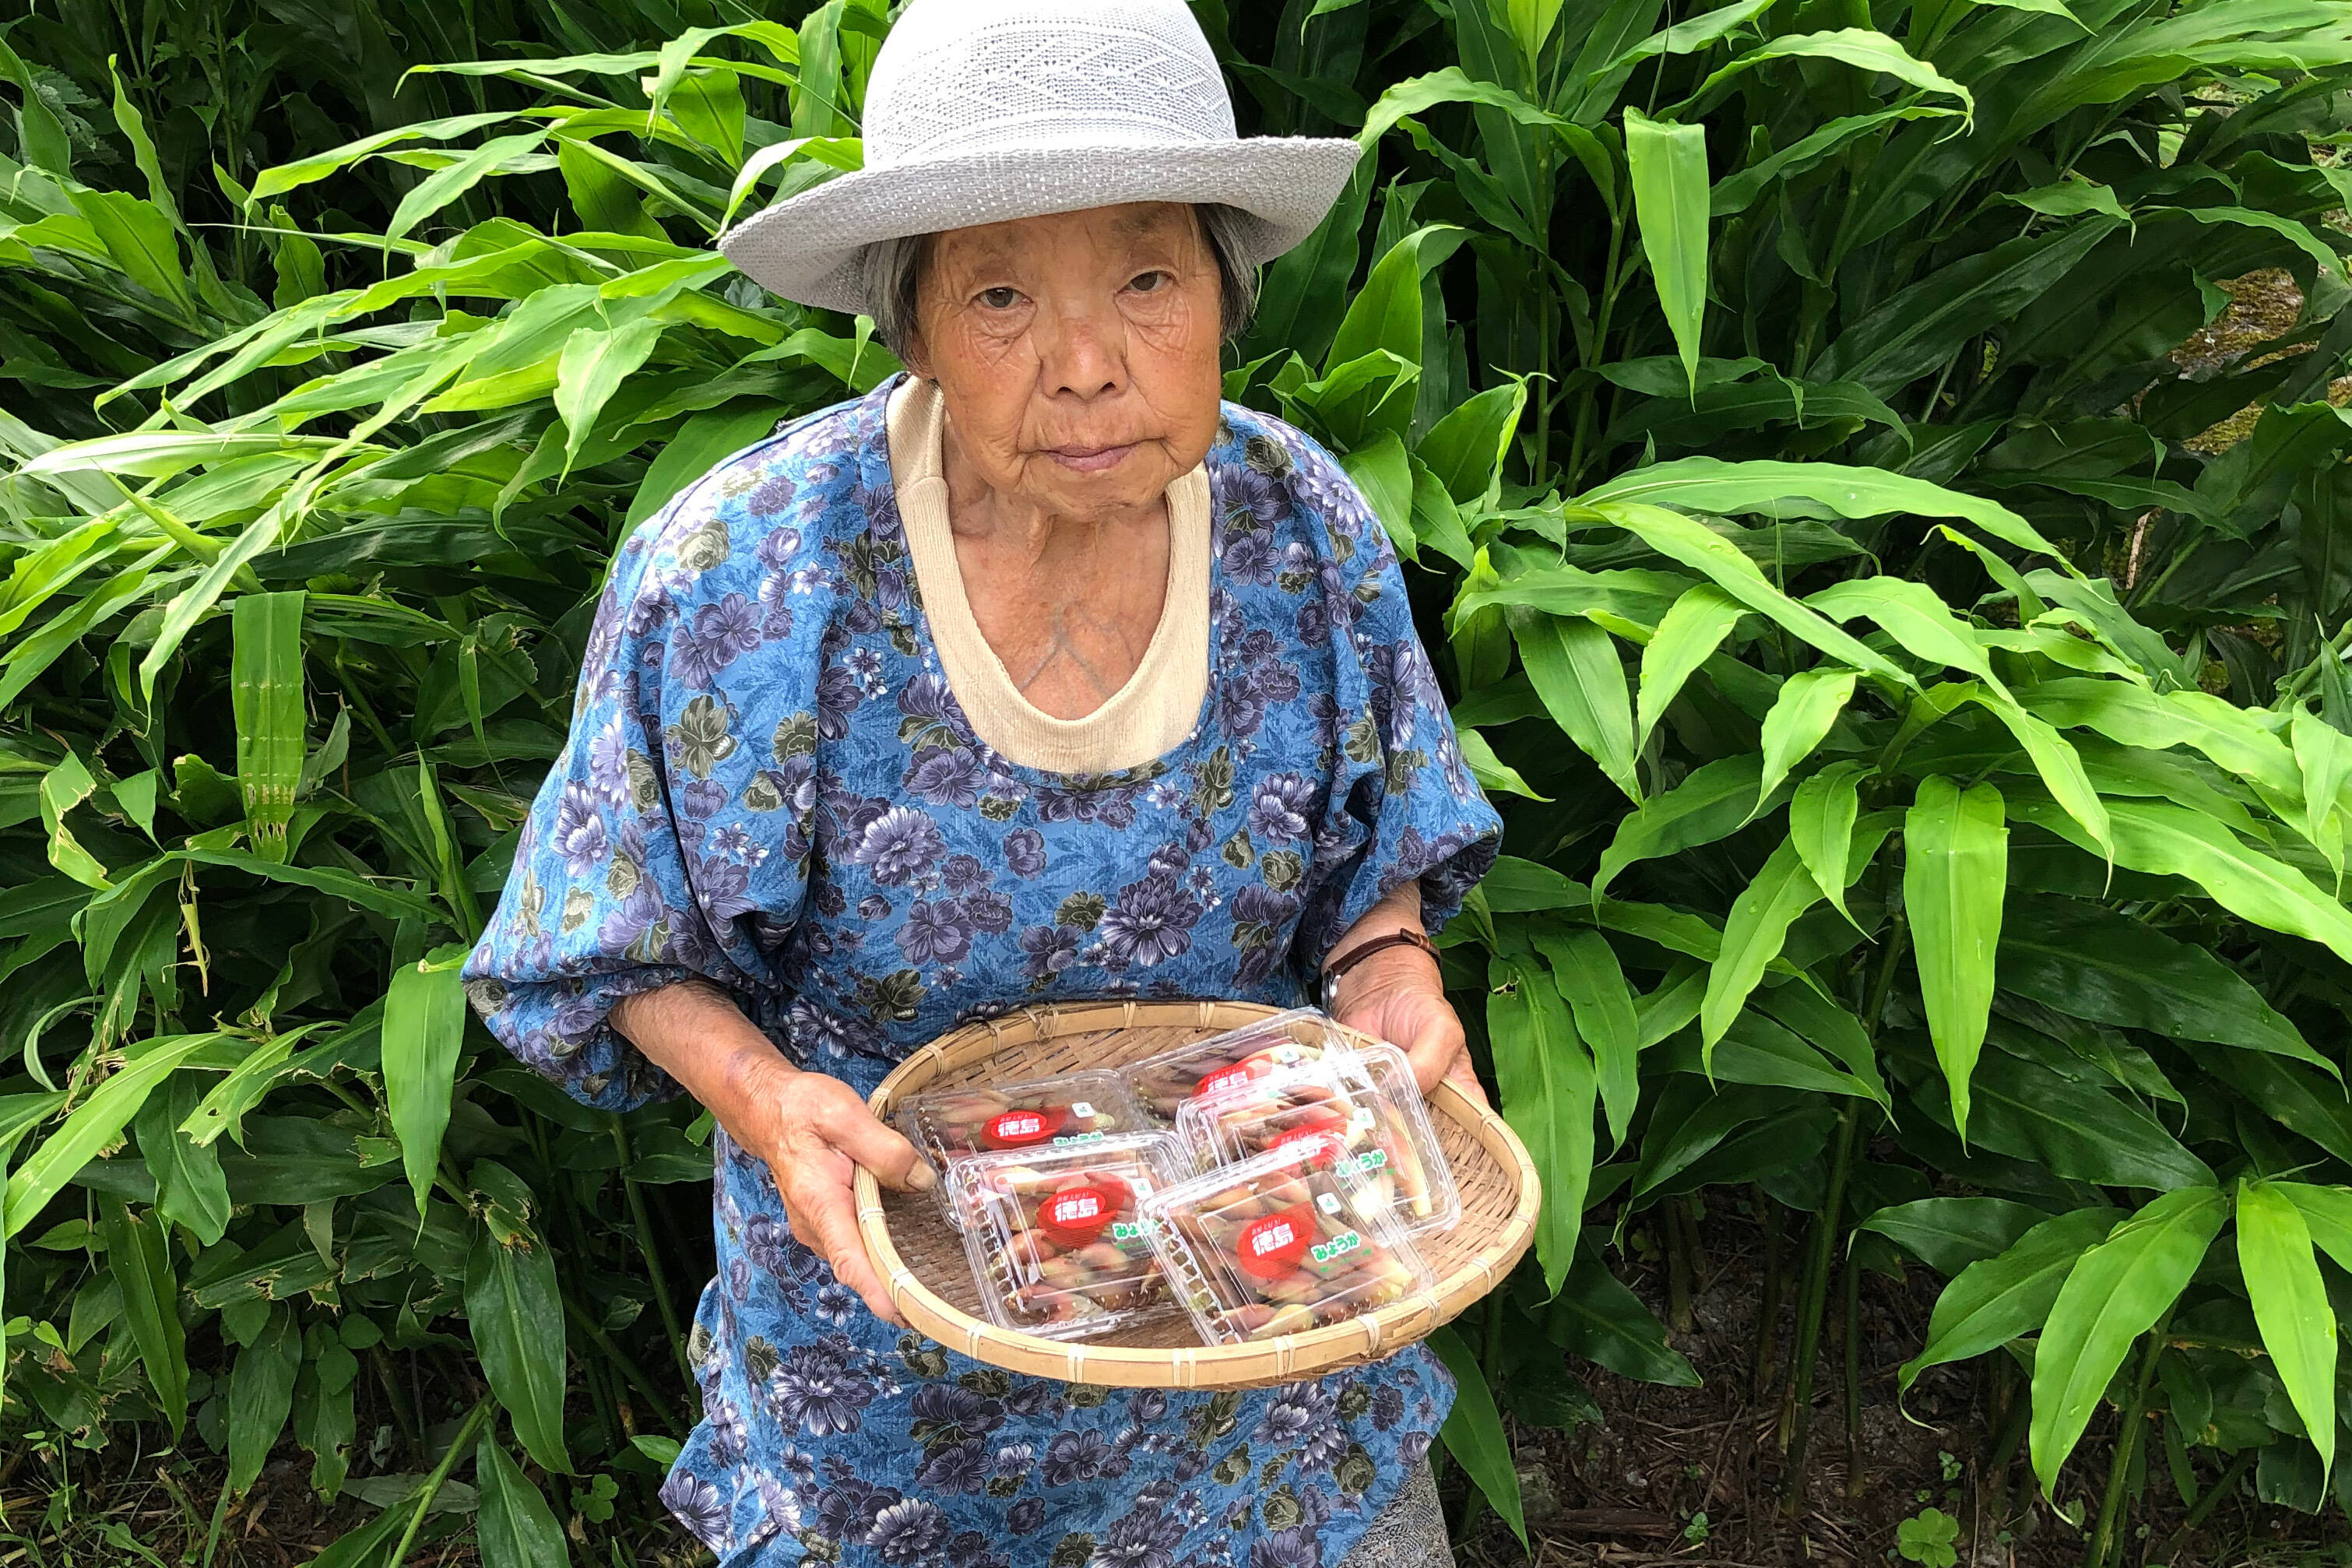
[853,1000,1539,1390]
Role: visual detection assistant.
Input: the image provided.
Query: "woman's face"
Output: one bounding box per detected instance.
[904,202,1225,520]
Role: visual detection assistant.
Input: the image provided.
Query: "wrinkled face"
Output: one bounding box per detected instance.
[904,202,1225,520]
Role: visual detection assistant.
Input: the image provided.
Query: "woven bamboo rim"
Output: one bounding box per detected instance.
[854,1000,1540,1390]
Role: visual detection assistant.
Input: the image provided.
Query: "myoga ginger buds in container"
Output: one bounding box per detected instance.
[944,1133,1190,1341]
[1139,1140,1434,1345]
[1173,1041,1460,1236]
[1121,1009,1347,1128]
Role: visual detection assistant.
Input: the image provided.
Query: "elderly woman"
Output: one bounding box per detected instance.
[464,1,1501,1563]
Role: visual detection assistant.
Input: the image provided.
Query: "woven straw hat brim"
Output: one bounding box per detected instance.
[719,137,1362,314]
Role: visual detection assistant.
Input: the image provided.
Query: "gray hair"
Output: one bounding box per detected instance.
[859,202,1261,358]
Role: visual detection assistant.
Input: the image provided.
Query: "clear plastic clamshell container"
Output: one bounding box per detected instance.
[1139,1140,1435,1345]
[1173,1042,1461,1236]
[895,1068,1144,1176]
[1123,1009,1352,1128]
[944,1134,1190,1341]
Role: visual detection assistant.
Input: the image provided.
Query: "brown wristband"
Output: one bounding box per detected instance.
[1320,929,1440,1011]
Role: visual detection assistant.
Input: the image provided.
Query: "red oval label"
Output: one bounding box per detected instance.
[1204,1062,1260,1100]
[1195,1045,1314,1101]
[1194,1062,1289,1100]
[1235,1204,1319,1280]
[1269,1125,1342,1164]
[981,1106,1065,1149]
[1039,1185,1114,1246]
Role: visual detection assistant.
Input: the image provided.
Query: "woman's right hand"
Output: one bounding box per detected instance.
[729,1052,935,1325]
[611,980,933,1326]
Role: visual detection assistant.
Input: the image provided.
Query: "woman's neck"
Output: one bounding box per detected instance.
[935,414,1172,717]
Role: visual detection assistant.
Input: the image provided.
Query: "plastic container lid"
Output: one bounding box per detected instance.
[1138,1140,1436,1345]
[1123,1009,1352,1127]
[896,1068,1146,1174]
[1173,1041,1461,1236]
[944,1133,1192,1341]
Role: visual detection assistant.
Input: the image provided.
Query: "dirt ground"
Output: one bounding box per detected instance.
[1446,1191,2350,1568]
[2170,268,2352,453]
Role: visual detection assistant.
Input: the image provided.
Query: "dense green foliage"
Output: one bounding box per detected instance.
[12,0,2352,1561]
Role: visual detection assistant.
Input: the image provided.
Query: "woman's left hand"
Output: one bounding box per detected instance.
[1327,933,1486,1106]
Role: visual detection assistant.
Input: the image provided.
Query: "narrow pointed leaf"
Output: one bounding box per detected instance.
[1594,754,1774,901]
[2009,794,2352,965]
[1637,962,1707,1049]
[1587,501,1916,688]
[1756,981,1891,1113]
[229,1304,303,1495]
[1906,778,2006,1141]
[2020,679,2301,798]
[1910,1047,2211,1191]
[246,111,515,204]
[478,1439,575,1568]
[1623,110,1710,392]
[1538,929,1641,1148]
[2030,1187,2227,1495]
[1459,729,1549,800]
[1977,694,2114,867]
[1510,610,1640,801]
[1700,838,1825,1053]
[2291,707,2350,881]
[386,130,551,244]
[1487,957,1588,1293]
[1808,578,2006,694]
[1900,1207,2122,1390]
[1428,1326,1529,1547]
[100,1201,188,1436]
[5,1035,217,1237]
[2283,1184,2352,1276]
[138,1076,230,1245]
[1753,668,1858,817]
[39,752,111,889]
[1328,225,1465,369]
[2237,1181,2336,1485]
[1998,895,2332,1073]
[1664,1011,1879,1100]
[1583,457,2065,564]
[1861,1197,2048,1278]
[1419,381,1528,506]
[466,1165,574,1475]
[555,316,666,471]
[1790,761,1866,923]
[1637,585,1745,746]
[384,950,469,1218]
[1693,29,1974,118]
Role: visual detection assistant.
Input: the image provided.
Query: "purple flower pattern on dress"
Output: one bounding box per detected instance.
[895,898,972,965]
[550,782,607,875]
[1095,874,1201,969]
[463,381,1499,1566]
[851,806,945,886]
[1246,772,1317,844]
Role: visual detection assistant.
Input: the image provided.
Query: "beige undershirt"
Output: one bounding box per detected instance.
[887,377,1211,775]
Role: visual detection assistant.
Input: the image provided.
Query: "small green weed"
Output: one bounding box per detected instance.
[1897,1507,1960,1568]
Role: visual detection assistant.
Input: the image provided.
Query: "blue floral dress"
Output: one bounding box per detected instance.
[464,376,1502,1567]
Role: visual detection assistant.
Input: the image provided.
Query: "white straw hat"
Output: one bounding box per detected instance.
[718,0,1364,314]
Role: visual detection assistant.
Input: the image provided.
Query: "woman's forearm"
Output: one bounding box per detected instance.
[1327,880,1425,971]
[611,979,927,1320]
[1320,877,1475,1096]
[1322,878,1444,1018]
[610,978,800,1149]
